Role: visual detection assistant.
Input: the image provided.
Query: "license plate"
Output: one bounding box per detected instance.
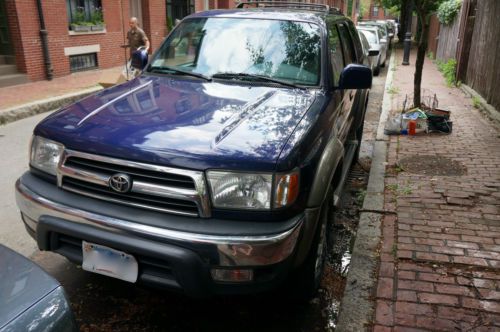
[82,241,138,283]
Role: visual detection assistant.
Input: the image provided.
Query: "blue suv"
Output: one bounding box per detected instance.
[16,2,371,299]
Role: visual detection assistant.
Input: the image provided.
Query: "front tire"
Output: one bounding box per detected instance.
[291,189,334,301]
[374,59,380,76]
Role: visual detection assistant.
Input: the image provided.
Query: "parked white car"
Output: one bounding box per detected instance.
[358,31,380,76]
[357,26,388,75]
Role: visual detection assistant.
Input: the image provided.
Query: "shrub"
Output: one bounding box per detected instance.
[472,96,481,109]
[437,0,462,25]
[437,59,457,87]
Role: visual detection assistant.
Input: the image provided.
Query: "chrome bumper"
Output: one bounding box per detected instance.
[15,179,303,267]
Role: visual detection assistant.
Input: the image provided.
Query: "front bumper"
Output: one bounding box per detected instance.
[16,172,310,296]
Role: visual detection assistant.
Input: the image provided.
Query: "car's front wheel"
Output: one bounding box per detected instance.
[374,60,380,76]
[290,188,334,301]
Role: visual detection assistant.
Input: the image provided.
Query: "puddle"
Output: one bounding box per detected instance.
[319,162,369,330]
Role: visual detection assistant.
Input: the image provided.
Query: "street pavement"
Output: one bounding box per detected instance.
[0,112,50,256]
[373,49,500,331]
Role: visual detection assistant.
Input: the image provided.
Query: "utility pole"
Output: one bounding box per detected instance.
[402,0,413,65]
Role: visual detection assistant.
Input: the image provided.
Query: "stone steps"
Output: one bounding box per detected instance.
[0,73,29,88]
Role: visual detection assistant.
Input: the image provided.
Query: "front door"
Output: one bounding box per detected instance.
[129,0,143,27]
[0,0,13,55]
[166,0,194,25]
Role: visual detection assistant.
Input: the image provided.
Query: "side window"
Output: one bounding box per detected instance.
[337,23,356,65]
[327,22,344,85]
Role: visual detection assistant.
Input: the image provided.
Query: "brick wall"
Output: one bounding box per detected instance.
[6,0,166,82]
[141,0,167,52]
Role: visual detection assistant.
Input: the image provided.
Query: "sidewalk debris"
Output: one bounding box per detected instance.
[384,93,453,135]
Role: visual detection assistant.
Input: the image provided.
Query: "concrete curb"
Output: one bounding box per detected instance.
[336,51,395,332]
[460,84,500,126]
[0,85,103,125]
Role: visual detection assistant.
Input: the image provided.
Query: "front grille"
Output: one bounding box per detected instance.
[63,177,199,215]
[58,150,209,217]
[65,157,195,189]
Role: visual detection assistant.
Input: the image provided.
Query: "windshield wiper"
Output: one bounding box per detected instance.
[148,66,211,81]
[211,72,304,89]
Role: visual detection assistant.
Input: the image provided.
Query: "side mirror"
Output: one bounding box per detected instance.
[368,49,380,56]
[380,38,387,44]
[338,64,372,90]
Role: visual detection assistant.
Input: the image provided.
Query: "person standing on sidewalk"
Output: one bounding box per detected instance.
[126,17,150,57]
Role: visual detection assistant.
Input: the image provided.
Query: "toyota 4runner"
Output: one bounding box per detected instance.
[16,2,372,299]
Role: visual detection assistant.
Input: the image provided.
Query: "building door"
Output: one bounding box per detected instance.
[0,0,13,55]
[129,0,143,27]
[166,0,194,26]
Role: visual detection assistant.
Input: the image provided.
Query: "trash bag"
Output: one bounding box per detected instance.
[384,114,403,135]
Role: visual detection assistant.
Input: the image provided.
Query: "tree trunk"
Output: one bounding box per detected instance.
[413,8,429,107]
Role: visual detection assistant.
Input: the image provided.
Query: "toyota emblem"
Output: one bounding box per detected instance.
[109,173,132,193]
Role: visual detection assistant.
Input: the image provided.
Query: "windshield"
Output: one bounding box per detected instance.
[360,29,378,44]
[148,17,322,86]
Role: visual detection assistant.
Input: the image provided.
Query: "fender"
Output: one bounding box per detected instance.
[306,136,344,207]
[294,136,344,267]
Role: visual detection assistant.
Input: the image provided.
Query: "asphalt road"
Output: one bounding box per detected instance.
[0,112,49,257]
[0,61,388,331]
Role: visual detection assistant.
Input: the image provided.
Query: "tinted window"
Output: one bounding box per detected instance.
[150,18,321,85]
[337,23,355,65]
[327,22,344,85]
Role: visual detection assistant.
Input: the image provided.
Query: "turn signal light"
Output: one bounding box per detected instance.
[274,171,299,208]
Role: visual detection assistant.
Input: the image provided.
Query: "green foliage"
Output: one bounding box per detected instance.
[72,7,86,24]
[358,1,368,20]
[91,8,103,25]
[472,96,481,109]
[355,190,366,206]
[166,17,173,33]
[387,86,399,94]
[437,58,457,87]
[386,183,413,196]
[437,0,462,25]
[427,51,434,60]
[347,0,353,16]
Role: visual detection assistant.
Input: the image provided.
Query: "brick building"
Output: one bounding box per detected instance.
[0,0,350,87]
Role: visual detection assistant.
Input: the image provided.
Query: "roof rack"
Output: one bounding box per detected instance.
[236,1,330,13]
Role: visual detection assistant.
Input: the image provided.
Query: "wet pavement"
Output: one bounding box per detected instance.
[18,59,389,332]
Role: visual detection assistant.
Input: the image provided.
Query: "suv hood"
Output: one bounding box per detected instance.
[36,76,316,171]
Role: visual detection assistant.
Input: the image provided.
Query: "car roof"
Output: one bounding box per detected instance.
[357,26,379,31]
[187,8,347,27]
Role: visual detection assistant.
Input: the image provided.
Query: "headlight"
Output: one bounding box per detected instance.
[207,171,272,210]
[207,170,300,210]
[30,136,64,176]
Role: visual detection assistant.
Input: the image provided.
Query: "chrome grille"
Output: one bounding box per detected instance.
[57,150,210,217]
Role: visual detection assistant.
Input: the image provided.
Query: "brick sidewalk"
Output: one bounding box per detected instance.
[0,66,122,110]
[374,49,500,331]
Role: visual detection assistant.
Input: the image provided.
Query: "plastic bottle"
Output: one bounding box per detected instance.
[408,120,417,135]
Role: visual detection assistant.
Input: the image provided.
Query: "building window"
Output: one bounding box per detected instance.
[69,53,98,72]
[66,0,103,29]
[372,5,379,17]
